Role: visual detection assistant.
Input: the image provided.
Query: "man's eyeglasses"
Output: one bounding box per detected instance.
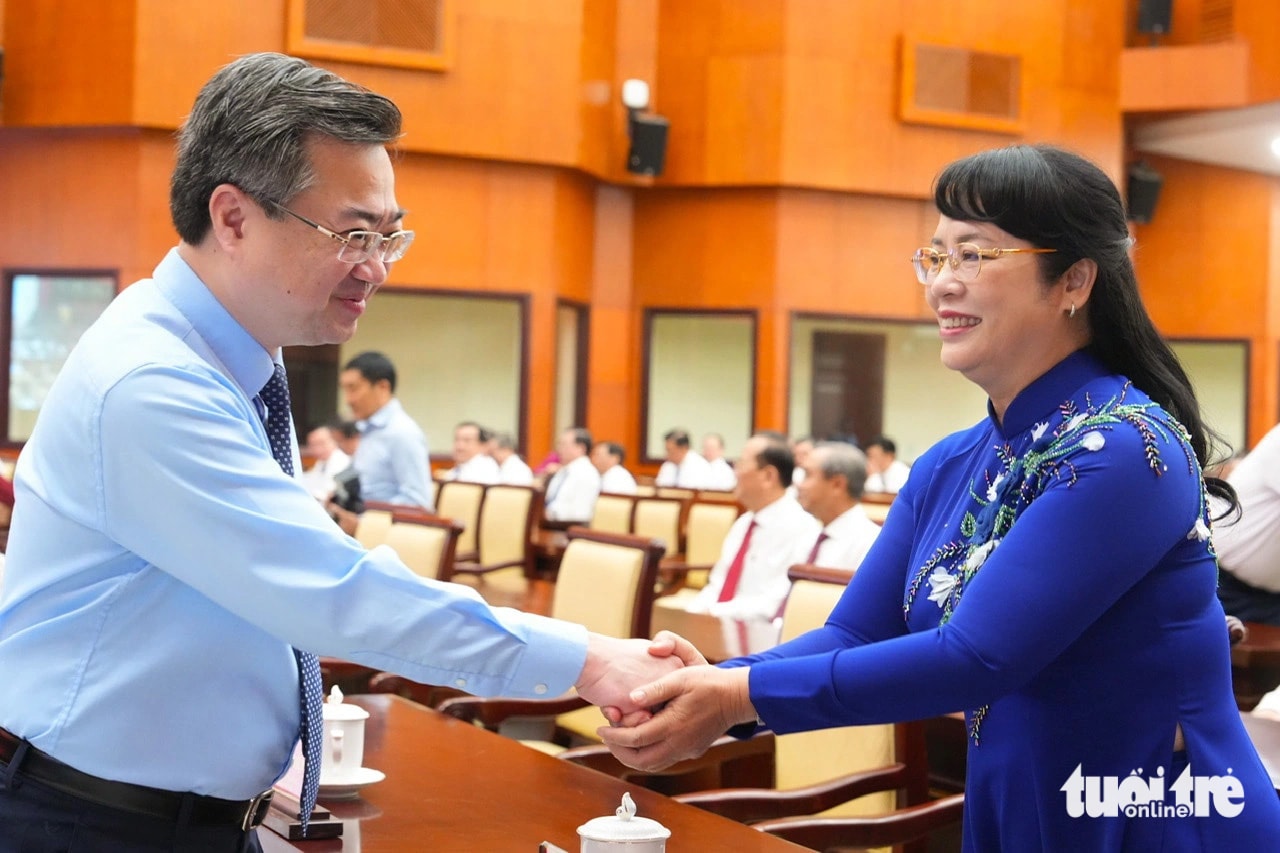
[272,202,415,264]
[910,243,1056,285]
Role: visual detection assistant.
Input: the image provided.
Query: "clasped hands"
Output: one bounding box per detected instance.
[574,631,757,773]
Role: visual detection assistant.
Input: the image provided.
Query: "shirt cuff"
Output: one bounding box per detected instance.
[501,614,589,699]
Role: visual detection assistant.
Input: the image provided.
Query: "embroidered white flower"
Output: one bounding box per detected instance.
[1065,413,1088,432]
[1031,421,1049,441]
[927,566,957,606]
[1081,430,1105,452]
[986,472,1006,502]
[963,539,999,574]
[1187,517,1210,542]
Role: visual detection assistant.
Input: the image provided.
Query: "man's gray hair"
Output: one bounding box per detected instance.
[814,441,869,499]
[170,52,402,245]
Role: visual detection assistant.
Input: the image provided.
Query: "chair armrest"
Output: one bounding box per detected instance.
[674,762,910,823]
[559,734,777,793]
[435,694,590,730]
[752,792,965,849]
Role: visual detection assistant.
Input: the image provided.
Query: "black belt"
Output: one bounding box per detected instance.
[0,727,273,830]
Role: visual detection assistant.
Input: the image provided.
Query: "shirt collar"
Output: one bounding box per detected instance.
[361,397,404,431]
[750,492,799,527]
[988,349,1110,438]
[152,248,278,395]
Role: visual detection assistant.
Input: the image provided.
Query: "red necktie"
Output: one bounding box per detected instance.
[806,530,829,564]
[717,520,758,602]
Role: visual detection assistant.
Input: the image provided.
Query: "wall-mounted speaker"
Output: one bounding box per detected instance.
[627,113,669,177]
[1127,162,1163,225]
[1136,0,1173,35]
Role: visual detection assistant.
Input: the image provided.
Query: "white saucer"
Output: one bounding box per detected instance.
[318,766,385,800]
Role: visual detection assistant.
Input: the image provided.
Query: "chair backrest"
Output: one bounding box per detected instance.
[437,481,486,555]
[476,484,538,567]
[588,492,636,535]
[775,564,894,818]
[656,487,696,501]
[383,514,464,580]
[634,483,657,497]
[354,507,395,549]
[683,501,739,567]
[695,489,740,505]
[552,527,665,638]
[632,496,685,557]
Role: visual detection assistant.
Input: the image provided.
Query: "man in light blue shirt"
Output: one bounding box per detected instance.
[0,53,677,852]
[339,350,433,508]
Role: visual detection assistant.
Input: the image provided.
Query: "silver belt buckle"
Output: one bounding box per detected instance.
[241,789,274,830]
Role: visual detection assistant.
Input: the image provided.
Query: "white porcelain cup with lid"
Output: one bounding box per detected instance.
[577,792,670,852]
[320,685,370,782]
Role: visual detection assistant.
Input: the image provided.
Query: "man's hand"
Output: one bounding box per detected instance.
[596,665,756,772]
[575,633,687,715]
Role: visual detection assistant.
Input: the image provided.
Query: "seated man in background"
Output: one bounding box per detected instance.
[655,428,711,489]
[491,430,534,485]
[448,420,500,484]
[793,441,881,570]
[863,435,910,494]
[682,433,819,619]
[592,441,638,495]
[300,423,351,502]
[701,432,737,491]
[544,427,602,523]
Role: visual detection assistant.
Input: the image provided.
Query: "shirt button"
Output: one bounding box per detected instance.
[454,678,467,688]
[534,683,548,695]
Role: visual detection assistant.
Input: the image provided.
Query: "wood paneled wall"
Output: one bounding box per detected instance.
[3,0,1280,460]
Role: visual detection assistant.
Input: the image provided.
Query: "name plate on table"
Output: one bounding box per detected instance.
[265,743,344,841]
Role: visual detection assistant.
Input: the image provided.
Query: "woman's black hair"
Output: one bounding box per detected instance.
[933,144,1237,515]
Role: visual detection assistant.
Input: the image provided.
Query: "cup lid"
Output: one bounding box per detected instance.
[321,685,370,721]
[577,793,671,842]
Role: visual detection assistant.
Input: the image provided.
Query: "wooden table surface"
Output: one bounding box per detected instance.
[260,694,806,852]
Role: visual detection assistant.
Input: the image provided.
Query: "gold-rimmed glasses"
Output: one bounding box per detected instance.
[272,202,415,264]
[911,243,1056,285]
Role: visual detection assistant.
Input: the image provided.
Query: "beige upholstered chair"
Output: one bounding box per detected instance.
[435,480,486,560]
[353,507,395,549]
[382,514,464,580]
[656,486,696,501]
[434,527,666,753]
[861,493,894,526]
[632,495,685,557]
[588,492,636,535]
[445,485,539,601]
[559,565,962,853]
[659,499,739,594]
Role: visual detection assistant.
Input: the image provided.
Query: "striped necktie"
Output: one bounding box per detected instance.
[260,364,323,833]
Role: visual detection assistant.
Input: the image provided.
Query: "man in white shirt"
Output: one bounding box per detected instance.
[1214,424,1280,625]
[655,428,712,490]
[864,435,911,494]
[701,432,737,492]
[544,427,602,522]
[686,433,820,619]
[448,421,501,484]
[491,431,534,486]
[794,441,881,571]
[591,441,637,495]
[300,423,351,502]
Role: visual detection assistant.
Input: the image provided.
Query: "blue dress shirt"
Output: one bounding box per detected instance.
[352,398,432,509]
[0,249,586,799]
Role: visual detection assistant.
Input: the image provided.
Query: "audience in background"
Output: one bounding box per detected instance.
[300,423,352,502]
[683,432,819,619]
[332,419,360,458]
[544,427,601,522]
[701,433,737,491]
[655,428,712,490]
[491,431,534,486]
[448,420,500,484]
[337,350,433,510]
[863,435,910,494]
[591,441,638,495]
[1213,424,1280,625]
[793,441,881,570]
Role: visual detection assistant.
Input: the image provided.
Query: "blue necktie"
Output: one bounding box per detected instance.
[260,364,323,833]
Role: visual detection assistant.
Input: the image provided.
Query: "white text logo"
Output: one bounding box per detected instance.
[1060,764,1243,818]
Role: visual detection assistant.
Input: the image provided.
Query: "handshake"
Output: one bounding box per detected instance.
[572,631,757,773]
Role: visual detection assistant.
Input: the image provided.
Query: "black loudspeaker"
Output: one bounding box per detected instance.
[1136,0,1173,35]
[1127,162,1163,225]
[627,113,669,177]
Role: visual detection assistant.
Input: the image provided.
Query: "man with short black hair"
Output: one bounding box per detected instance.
[864,435,910,494]
[340,350,432,508]
[592,441,638,495]
[545,427,602,522]
[491,430,534,486]
[449,420,500,484]
[655,428,712,489]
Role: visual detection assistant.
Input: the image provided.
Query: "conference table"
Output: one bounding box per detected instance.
[260,694,806,852]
